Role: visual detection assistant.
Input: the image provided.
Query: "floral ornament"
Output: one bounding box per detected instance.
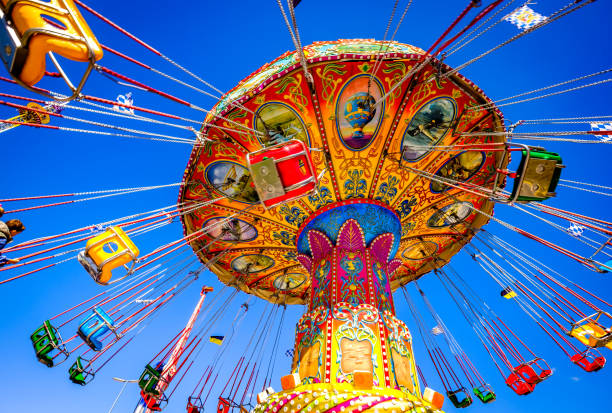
[278,204,308,227]
[344,169,367,198]
[339,252,367,306]
[283,250,298,262]
[374,175,400,205]
[308,186,334,209]
[396,196,417,219]
[333,303,379,385]
[273,231,296,246]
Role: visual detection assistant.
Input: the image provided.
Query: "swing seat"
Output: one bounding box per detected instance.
[68,356,94,385]
[186,396,204,413]
[138,363,163,396]
[514,358,552,385]
[447,387,473,408]
[571,350,606,372]
[510,148,563,202]
[247,139,318,209]
[78,226,139,285]
[30,320,68,367]
[598,260,612,273]
[505,372,535,396]
[77,307,116,351]
[140,391,164,412]
[473,385,496,404]
[217,397,231,413]
[567,312,612,350]
[0,0,103,86]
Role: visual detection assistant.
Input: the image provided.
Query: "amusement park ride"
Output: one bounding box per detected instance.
[0,0,611,412]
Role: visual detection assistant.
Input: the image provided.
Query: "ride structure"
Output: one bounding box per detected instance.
[1,0,610,412]
[178,38,511,411]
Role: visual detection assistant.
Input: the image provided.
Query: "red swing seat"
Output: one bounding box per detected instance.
[505,372,535,396]
[247,139,318,208]
[571,350,606,372]
[514,358,552,385]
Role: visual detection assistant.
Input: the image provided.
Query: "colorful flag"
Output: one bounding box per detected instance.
[567,222,586,237]
[285,348,295,358]
[209,335,224,345]
[501,287,517,299]
[505,5,547,30]
[112,92,135,114]
[431,325,444,336]
[590,122,612,142]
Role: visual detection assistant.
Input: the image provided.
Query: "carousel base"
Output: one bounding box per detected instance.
[251,382,444,413]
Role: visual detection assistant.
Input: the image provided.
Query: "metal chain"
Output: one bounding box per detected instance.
[473,68,612,110]
[445,0,522,57]
[444,0,597,77]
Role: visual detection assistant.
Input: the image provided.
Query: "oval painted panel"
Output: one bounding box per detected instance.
[254,102,310,146]
[401,97,457,162]
[430,151,485,193]
[273,272,307,291]
[202,217,257,242]
[205,161,259,204]
[335,75,385,151]
[231,254,274,274]
[401,241,439,260]
[427,202,473,228]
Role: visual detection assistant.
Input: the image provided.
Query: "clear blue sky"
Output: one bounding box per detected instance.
[0,1,611,412]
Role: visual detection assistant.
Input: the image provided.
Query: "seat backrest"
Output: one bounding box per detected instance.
[473,386,496,404]
[1,0,103,85]
[515,363,540,385]
[505,372,535,395]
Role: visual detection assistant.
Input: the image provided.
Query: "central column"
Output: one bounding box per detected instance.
[294,201,422,397]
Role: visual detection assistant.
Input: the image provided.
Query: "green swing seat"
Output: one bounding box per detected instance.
[139,364,163,396]
[473,384,496,403]
[30,320,68,367]
[68,356,94,385]
[510,148,563,203]
[447,387,473,408]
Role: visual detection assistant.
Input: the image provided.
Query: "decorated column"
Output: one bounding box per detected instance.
[254,200,441,412]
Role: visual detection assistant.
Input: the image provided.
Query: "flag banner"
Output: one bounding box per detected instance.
[431,325,444,336]
[113,92,135,114]
[209,335,224,345]
[567,222,586,237]
[590,122,612,142]
[505,5,547,30]
[501,287,517,299]
[285,348,295,358]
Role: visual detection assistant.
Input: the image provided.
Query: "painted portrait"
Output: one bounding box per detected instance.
[335,75,384,150]
[298,341,321,380]
[230,254,274,274]
[401,97,456,162]
[340,338,373,374]
[273,272,307,291]
[391,347,414,393]
[205,161,259,203]
[203,217,257,242]
[427,202,473,228]
[431,151,485,193]
[401,241,439,260]
[254,102,309,146]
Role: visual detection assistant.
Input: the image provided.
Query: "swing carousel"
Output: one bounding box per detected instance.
[0,0,611,412]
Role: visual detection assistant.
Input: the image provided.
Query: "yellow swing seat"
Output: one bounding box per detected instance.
[78,226,139,285]
[567,311,612,350]
[0,0,103,88]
